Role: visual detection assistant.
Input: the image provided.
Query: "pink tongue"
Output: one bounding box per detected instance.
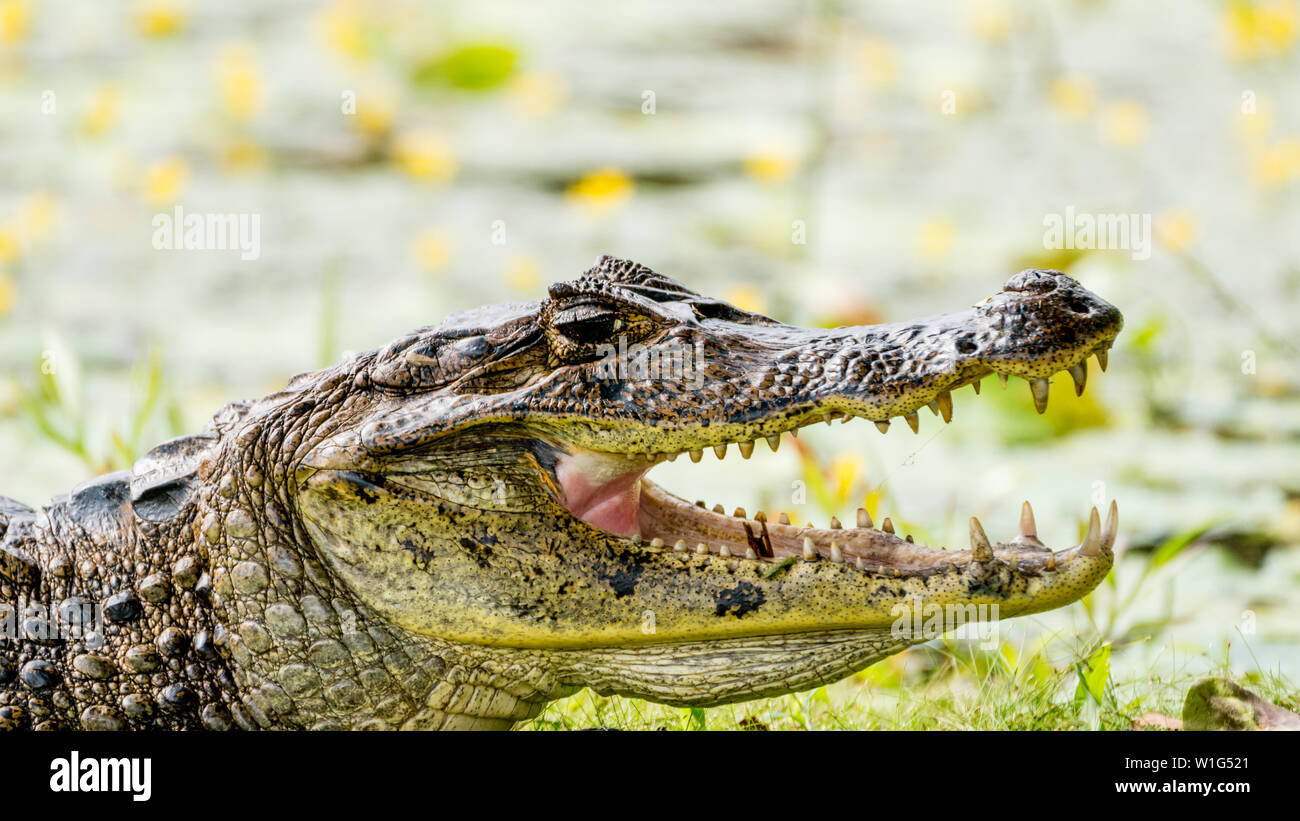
[554,456,645,537]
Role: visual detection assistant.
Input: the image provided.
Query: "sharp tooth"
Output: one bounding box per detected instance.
[802,537,818,561]
[650,537,664,548]
[713,443,728,459]
[712,504,725,514]
[778,512,790,525]
[969,517,993,562]
[790,428,798,438]
[972,379,981,395]
[936,391,953,423]
[830,541,843,563]
[855,556,864,569]
[893,568,901,577]
[733,507,746,519]
[841,414,854,424]
[1080,506,1102,556]
[738,440,755,459]
[1045,553,1056,570]
[690,449,703,463]
[766,434,781,451]
[881,517,894,534]
[823,414,834,426]
[1068,360,1087,396]
[875,420,890,433]
[695,500,706,508]
[998,373,1008,388]
[754,511,767,522]
[905,534,914,543]
[904,411,919,433]
[719,545,732,557]
[696,543,709,555]
[856,508,872,528]
[829,516,842,529]
[673,540,687,552]
[1030,378,1050,414]
[1019,500,1037,539]
[1102,500,1118,550]
[745,547,758,559]
[927,400,940,416]
[665,452,678,462]
[1096,348,1109,371]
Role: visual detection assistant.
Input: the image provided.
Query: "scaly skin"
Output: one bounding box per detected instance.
[0,256,1123,730]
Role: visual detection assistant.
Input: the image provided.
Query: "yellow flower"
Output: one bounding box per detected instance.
[0,273,15,316]
[140,157,190,207]
[0,0,28,44]
[391,129,458,183]
[1100,100,1149,148]
[566,167,634,216]
[828,453,863,508]
[1249,137,1300,187]
[968,0,1012,41]
[220,137,268,173]
[214,43,265,122]
[1050,75,1095,120]
[1223,0,1298,60]
[507,72,567,119]
[1155,210,1197,253]
[0,226,18,265]
[917,216,955,262]
[318,0,371,62]
[854,37,897,90]
[412,229,452,274]
[743,146,799,184]
[80,84,122,138]
[352,86,398,137]
[504,254,542,294]
[135,0,186,38]
[724,285,767,315]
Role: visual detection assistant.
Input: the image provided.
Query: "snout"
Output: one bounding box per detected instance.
[973,269,1122,379]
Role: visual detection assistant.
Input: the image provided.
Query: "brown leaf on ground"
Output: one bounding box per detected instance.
[1132,711,1182,730]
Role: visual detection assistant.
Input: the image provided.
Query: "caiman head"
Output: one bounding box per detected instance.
[276,255,1123,711]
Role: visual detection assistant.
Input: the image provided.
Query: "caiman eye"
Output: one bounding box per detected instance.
[553,304,624,344]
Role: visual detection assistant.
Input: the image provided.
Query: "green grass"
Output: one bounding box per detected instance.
[522,641,1299,731]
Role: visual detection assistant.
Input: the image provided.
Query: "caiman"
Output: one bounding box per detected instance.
[0,256,1122,730]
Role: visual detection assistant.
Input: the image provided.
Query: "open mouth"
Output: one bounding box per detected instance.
[551,345,1118,578]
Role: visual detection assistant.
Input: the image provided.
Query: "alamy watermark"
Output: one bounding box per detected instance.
[592,334,707,390]
[1,596,104,646]
[1043,206,1151,261]
[151,205,261,261]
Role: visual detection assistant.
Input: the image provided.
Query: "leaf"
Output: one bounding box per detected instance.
[1073,642,1111,711]
[413,43,518,91]
[1150,522,1214,569]
[687,707,706,730]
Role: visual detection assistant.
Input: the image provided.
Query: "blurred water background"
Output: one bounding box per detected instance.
[1,0,1298,725]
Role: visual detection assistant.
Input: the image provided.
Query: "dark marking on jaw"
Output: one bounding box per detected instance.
[459,536,493,568]
[353,483,380,504]
[714,581,765,618]
[596,557,645,599]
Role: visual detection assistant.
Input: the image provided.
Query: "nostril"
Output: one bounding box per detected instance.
[956,336,978,355]
[1063,294,1091,314]
[1004,269,1060,294]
